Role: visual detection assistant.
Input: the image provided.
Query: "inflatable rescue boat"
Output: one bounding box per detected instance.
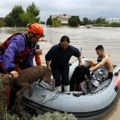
[22,59,120,120]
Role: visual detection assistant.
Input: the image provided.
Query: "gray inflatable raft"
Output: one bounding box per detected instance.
[22,59,120,119]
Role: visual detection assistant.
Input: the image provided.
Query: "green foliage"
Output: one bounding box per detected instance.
[4,13,14,27]
[68,16,80,27]
[0,20,5,28]
[40,21,45,24]
[94,17,107,24]
[108,22,120,27]
[31,112,77,120]
[46,16,52,26]
[0,93,77,120]
[4,5,24,27]
[26,3,40,17]
[81,17,89,25]
[20,2,40,26]
[2,113,20,120]
[0,111,77,120]
[81,17,93,25]
[52,18,60,27]
[4,2,40,27]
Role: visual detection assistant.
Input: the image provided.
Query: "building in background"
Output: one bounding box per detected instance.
[108,17,120,23]
[50,14,79,25]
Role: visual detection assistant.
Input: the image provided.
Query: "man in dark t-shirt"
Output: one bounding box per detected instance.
[45,35,82,92]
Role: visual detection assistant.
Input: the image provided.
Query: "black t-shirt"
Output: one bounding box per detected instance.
[45,44,81,68]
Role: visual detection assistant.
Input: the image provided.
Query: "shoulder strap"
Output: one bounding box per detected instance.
[0,33,26,52]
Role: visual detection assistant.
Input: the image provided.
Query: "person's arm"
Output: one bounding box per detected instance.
[45,46,55,69]
[90,58,106,71]
[78,56,83,66]
[35,54,42,66]
[46,60,51,70]
[2,34,26,72]
[73,46,82,66]
[3,41,19,72]
[35,44,42,65]
[35,44,42,55]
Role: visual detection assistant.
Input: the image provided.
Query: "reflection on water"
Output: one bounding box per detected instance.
[0,26,120,120]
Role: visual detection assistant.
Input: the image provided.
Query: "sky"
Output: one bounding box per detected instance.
[0,0,120,21]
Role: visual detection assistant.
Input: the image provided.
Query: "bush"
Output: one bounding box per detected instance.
[31,112,77,120]
[0,21,5,28]
[1,113,20,120]
[0,111,77,120]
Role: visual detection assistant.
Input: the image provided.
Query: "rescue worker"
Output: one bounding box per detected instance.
[0,23,44,112]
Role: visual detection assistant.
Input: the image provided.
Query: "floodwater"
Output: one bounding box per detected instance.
[0,26,120,120]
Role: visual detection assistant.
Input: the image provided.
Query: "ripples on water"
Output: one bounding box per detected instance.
[0,26,120,120]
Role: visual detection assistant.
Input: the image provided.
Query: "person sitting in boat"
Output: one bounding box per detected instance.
[45,35,82,92]
[70,65,91,91]
[90,45,113,80]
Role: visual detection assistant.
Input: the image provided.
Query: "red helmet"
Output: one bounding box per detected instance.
[27,23,44,38]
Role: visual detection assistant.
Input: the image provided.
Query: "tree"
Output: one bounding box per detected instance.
[0,21,5,28]
[68,16,80,27]
[95,17,106,24]
[4,2,40,27]
[52,18,60,27]
[20,2,40,26]
[4,13,14,27]
[4,5,24,27]
[46,16,52,26]
[40,21,45,24]
[82,17,89,25]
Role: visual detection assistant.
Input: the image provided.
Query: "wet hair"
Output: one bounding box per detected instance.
[95,45,104,51]
[60,35,70,43]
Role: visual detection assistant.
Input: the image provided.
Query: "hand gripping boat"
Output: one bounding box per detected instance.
[22,58,120,120]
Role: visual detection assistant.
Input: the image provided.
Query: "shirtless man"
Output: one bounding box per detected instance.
[90,45,113,79]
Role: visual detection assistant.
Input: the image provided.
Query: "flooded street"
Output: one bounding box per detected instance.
[0,26,120,120]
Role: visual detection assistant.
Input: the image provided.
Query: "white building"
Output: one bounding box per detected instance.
[108,17,120,23]
[50,14,79,25]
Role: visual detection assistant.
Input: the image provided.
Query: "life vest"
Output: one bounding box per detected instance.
[0,33,34,63]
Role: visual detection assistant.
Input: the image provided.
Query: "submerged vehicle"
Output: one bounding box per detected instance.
[22,59,120,120]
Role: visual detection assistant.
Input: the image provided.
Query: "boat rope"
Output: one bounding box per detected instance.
[36,80,53,91]
[42,92,60,104]
[35,82,61,104]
